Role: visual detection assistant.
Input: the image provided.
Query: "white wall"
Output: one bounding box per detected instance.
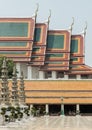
[32,66,39,79]
[20,63,27,79]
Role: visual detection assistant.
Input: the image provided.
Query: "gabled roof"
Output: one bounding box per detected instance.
[70,35,84,57]
[0,18,35,41]
[33,23,48,46]
[30,23,48,66]
[0,17,92,74]
[0,18,35,62]
[40,29,71,71]
[67,65,92,75]
[46,30,71,53]
[67,34,87,74]
[70,57,84,65]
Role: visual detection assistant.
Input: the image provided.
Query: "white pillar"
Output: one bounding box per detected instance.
[61,104,64,115]
[46,104,49,114]
[30,104,33,110]
[16,63,21,78]
[39,71,45,79]
[76,104,80,115]
[28,66,33,80]
[77,75,81,79]
[30,104,33,115]
[52,71,57,79]
[64,75,68,79]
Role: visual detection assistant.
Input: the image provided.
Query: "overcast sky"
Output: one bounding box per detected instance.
[0,0,92,66]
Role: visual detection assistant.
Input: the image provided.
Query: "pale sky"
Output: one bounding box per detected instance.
[0,0,92,66]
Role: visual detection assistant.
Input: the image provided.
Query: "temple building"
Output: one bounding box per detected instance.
[0,11,92,115]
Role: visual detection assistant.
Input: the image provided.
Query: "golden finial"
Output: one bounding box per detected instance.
[35,3,39,19]
[70,17,74,32]
[48,9,51,25]
[84,21,87,36]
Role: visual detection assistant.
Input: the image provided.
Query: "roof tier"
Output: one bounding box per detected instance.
[0,18,35,62]
[40,30,71,71]
[0,17,91,75]
[30,23,48,66]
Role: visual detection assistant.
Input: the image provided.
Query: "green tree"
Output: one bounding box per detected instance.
[0,57,14,78]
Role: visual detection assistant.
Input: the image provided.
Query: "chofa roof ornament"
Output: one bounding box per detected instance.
[35,3,39,20]
[84,21,87,36]
[70,17,74,32]
[48,9,51,25]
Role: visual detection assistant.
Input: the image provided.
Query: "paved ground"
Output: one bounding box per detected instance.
[0,116,92,130]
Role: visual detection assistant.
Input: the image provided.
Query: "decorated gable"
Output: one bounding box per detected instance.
[30,23,48,66]
[71,35,84,56]
[0,18,35,62]
[40,30,71,71]
[70,35,84,65]
[47,30,71,53]
[0,18,35,41]
[34,23,48,46]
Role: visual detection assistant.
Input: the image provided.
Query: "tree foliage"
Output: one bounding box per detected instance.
[0,57,14,78]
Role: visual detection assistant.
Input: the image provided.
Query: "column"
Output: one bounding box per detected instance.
[46,104,49,114]
[30,104,33,115]
[39,71,45,79]
[27,66,32,80]
[76,104,80,115]
[64,74,68,79]
[16,63,21,78]
[61,104,64,115]
[77,75,81,80]
[52,71,57,79]
[30,104,33,110]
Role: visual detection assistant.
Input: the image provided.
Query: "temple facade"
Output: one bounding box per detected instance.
[0,15,92,115]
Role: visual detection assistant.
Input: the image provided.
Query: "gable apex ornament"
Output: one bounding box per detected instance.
[69,17,74,32]
[48,9,51,25]
[84,21,87,36]
[35,3,39,20]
